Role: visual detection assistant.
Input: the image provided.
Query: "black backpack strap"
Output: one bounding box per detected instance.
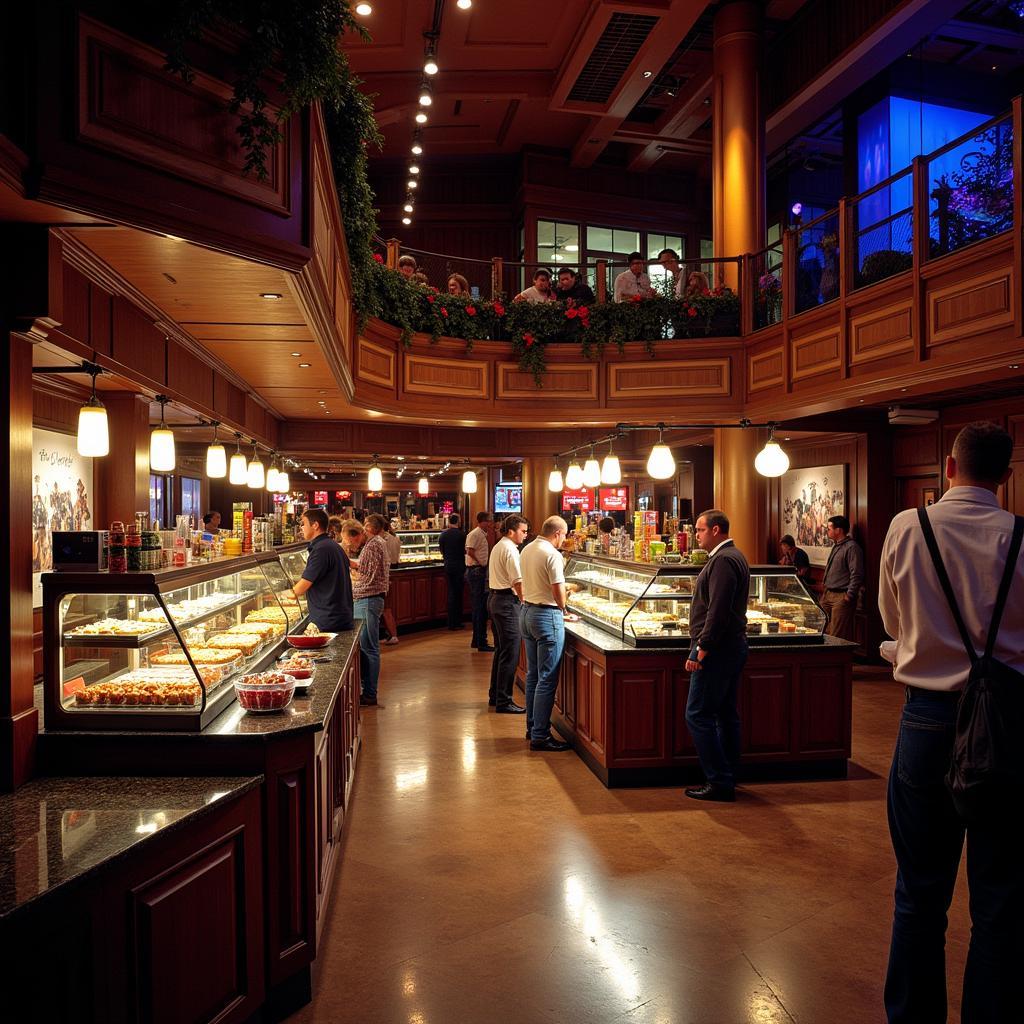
[983,515,1024,659]
[916,507,978,664]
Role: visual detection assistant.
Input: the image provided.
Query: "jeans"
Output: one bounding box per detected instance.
[487,590,521,706]
[444,568,465,629]
[467,566,489,647]
[885,690,1022,1023]
[354,595,384,699]
[684,639,747,788]
[521,605,565,741]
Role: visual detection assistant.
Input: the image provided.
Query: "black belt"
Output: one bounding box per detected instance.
[490,587,514,594]
[906,685,960,703]
[522,602,558,608]
[825,587,847,593]
[359,592,386,600]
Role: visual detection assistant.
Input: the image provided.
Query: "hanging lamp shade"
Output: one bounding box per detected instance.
[548,463,564,492]
[228,437,248,485]
[77,387,109,459]
[278,471,290,494]
[565,458,584,490]
[418,476,429,495]
[205,423,226,478]
[582,446,601,488]
[149,397,175,472]
[246,444,265,489]
[368,458,383,492]
[646,425,675,480]
[600,451,621,485]
[754,428,790,477]
[462,468,478,494]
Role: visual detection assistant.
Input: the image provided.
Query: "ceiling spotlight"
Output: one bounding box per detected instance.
[298,362,311,368]
[418,85,433,107]
[403,201,414,213]
[260,292,283,300]
[408,179,418,189]
[457,0,472,9]
[409,164,420,175]
[290,351,301,357]
[402,216,412,225]
[411,141,423,155]
[355,2,372,15]
[641,70,653,78]
[415,111,428,124]
[424,49,439,76]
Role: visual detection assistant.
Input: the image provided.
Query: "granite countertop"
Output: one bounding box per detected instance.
[39,625,361,742]
[565,618,857,654]
[0,774,261,921]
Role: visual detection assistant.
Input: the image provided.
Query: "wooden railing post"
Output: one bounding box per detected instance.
[911,155,929,360]
[491,256,503,300]
[386,238,400,270]
[838,197,850,301]
[596,259,607,304]
[782,228,796,324]
[1012,94,1022,338]
[740,254,754,336]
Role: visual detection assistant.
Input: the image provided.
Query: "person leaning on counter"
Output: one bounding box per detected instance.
[683,509,751,803]
[292,508,354,633]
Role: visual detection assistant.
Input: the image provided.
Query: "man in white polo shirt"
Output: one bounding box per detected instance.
[519,515,572,751]
[487,514,529,714]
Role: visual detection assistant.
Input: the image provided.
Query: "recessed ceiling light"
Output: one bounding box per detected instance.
[355,2,372,14]
[299,363,311,368]
[1011,364,1020,369]
[403,201,414,213]
[901,387,908,392]
[415,111,428,124]
[260,292,283,300]
[457,0,472,9]
[412,142,423,155]
[418,87,432,107]
[402,216,412,225]
[641,70,653,78]
[409,164,420,175]
[408,179,418,189]
[424,56,439,76]
[291,352,301,357]
[318,400,326,405]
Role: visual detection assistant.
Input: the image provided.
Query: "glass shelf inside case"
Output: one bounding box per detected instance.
[395,531,442,566]
[276,546,310,618]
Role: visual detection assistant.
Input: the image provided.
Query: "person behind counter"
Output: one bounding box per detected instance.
[352,513,390,707]
[683,509,750,803]
[598,516,615,553]
[202,510,221,532]
[380,522,402,647]
[439,514,466,630]
[293,508,354,633]
[778,534,810,580]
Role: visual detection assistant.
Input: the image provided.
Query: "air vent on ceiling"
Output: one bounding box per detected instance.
[567,12,659,104]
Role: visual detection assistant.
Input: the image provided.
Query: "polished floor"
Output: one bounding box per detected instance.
[291,631,972,1024]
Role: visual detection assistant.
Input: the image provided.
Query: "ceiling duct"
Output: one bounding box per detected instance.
[567,12,659,104]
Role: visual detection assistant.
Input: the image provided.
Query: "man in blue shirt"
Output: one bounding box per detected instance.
[292,508,353,632]
[438,514,466,630]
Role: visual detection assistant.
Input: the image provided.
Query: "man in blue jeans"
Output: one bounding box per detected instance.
[684,509,750,802]
[519,516,573,751]
[879,422,1023,1023]
[351,513,390,707]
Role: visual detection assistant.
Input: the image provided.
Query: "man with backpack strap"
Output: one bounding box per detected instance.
[879,421,1024,1024]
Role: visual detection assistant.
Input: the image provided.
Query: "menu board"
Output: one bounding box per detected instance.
[313,490,328,506]
[561,488,594,512]
[599,486,629,511]
[494,483,522,514]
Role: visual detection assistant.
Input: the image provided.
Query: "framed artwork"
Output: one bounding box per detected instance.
[781,464,846,566]
[922,487,939,507]
[32,428,95,607]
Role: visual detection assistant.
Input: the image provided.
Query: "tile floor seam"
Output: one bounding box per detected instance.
[742,951,798,1024]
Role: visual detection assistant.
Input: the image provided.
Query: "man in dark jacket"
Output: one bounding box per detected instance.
[438,514,466,630]
[684,508,750,802]
[554,268,596,306]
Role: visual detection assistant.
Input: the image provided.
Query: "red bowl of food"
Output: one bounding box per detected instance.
[278,664,313,679]
[286,634,330,649]
[234,672,297,712]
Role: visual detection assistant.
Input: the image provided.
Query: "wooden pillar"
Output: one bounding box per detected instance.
[385,238,400,270]
[94,393,152,525]
[522,458,558,536]
[712,0,764,291]
[713,427,767,563]
[2,335,38,789]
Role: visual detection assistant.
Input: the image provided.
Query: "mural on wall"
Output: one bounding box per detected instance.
[32,428,94,606]
[781,464,846,566]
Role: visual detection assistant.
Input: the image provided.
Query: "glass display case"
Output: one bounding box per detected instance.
[43,553,304,731]
[275,544,310,618]
[394,530,443,568]
[564,554,826,647]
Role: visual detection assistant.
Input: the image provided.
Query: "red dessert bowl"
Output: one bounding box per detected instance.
[234,672,297,712]
[286,634,330,649]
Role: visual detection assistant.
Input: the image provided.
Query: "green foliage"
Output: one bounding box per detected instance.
[858,249,913,286]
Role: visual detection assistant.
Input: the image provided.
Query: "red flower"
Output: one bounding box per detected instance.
[372,252,384,263]
[687,306,697,318]
[701,287,711,296]
[466,305,477,316]
[440,307,449,318]
[578,306,589,317]
[565,307,578,319]
[493,302,505,317]
[523,332,536,348]
[427,294,435,304]
[630,293,644,303]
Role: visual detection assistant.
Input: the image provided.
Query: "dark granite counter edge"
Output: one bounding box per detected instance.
[0,774,263,924]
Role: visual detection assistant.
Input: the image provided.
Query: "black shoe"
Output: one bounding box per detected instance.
[684,783,735,802]
[475,645,496,653]
[496,702,526,714]
[359,695,378,707]
[530,737,572,752]
[488,698,496,707]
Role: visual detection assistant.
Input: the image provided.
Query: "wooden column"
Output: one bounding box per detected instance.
[712,0,764,291]
[2,334,38,789]
[94,393,152,525]
[713,428,767,563]
[522,458,558,536]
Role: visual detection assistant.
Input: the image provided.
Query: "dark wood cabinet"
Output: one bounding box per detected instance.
[390,566,469,628]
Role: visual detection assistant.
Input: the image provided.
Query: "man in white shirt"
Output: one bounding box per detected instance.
[613,252,656,302]
[519,516,572,751]
[514,269,556,303]
[879,421,1022,1024]
[487,515,529,714]
[465,511,494,651]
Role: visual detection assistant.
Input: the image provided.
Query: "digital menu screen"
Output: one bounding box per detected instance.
[561,488,594,512]
[494,484,523,514]
[599,486,629,511]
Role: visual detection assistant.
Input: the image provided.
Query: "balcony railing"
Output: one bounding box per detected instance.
[849,166,913,291]
[794,208,840,315]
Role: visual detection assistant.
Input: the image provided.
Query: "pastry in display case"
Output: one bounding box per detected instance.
[564,554,826,647]
[394,531,443,567]
[43,553,304,731]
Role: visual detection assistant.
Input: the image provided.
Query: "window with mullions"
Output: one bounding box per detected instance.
[536,220,581,273]
[585,226,640,293]
[647,233,686,296]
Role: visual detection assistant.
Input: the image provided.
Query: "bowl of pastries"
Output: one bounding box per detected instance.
[277,655,315,679]
[287,622,332,649]
[234,671,297,712]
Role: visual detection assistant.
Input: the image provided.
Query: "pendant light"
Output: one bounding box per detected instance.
[548,459,564,492]
[418,476,429,495]
[462,466,478,494]
[754,425,791,478]
[77,365,109,457]
[149,396,176,472]
[246,442,265,489]
[205,421,226,478]
[266,453,280,492]
[368,455,383,492]
[646,424,675,480]
[582,445,601,488]
[229,433,248,485]
[600,438,622,485]
[278,469,290,494]
[565,455,584,490]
